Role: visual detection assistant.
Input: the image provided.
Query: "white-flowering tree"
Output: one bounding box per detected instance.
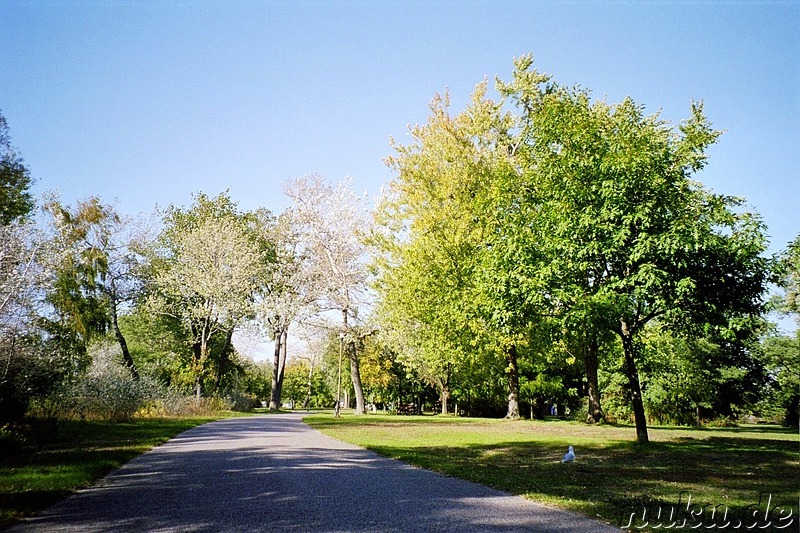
[0,220,46,422]
[255,209,318,410]
[284,175,372,414]
[0,111,44,422]
[146,192,270,401]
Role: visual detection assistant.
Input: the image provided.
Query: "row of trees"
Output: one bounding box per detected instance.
[1,116,375,422]
[1,56,797,442]
[371,56,794,443]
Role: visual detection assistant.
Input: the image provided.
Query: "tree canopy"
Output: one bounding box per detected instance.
[0,57,786,438]
[0,112,35,225]
[374,55,772,441]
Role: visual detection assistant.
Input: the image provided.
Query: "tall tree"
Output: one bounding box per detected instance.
[778,235,800,320]
[43,196,144,378]
[41,197,114,365]
[763,234,800,427]
[0,220,45,423]
[498,55,771,443]
[285,175,371,414]
[254,210,316,411]
[146,192,270,400]
[0,114,50,422]
[377,85,542,419]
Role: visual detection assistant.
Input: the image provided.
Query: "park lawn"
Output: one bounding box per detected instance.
[305,414,799,529]
[0,416,228,528]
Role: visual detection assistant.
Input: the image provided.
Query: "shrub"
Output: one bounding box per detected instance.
[0,424,27,457]
[704,415,739,428]
[223,391,259,412]
[47,341,160,421]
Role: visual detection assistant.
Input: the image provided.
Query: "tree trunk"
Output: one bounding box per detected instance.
[349,340,366,415]
[268,325,287,410]
[585,335,604,423]
[277,329,288,400]
[302,357,314,409]
[214,327,234,393]
[619,321,649,444]
[109,283,138,379]
[505,344,521,420]
[342,308,366,415]
[193,341,203,403]
[440,386,449,415]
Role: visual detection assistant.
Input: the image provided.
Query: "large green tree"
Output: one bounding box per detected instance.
[498,55,771,443]
[377,55,771,443]
[762,235,800,427]
[376,86,535,418]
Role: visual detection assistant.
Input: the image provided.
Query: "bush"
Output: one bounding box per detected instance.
[0,424,27,457]
[67,374,162,421]
[223,391,259,412]
[0,338,68,425]
[704,416,739,428]
[43,341,161,421]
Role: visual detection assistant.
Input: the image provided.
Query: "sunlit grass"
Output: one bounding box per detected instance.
[305,413,799,529]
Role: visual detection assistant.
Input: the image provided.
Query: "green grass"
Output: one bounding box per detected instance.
[0,416,229,528]
[305,414,799,529]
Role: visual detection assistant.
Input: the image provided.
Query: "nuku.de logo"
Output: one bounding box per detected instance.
[619,491,796,530]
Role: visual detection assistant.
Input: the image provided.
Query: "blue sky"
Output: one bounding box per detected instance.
[1,2,798,251]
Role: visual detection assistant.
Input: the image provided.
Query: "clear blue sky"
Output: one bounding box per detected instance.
[1,1,798,252]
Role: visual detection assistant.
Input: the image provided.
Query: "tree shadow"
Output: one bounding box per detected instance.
[10,415,616,532]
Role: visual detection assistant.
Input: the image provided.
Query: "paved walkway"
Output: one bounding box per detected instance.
[11,413,620,532]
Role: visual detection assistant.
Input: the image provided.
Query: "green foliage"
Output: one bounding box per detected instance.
[118,310,190,387]
[759,332,800,427]
[238,358,272,404]
[0,112,35,224]
[775,235,800,319]
[375,54,772,438]
[143,191,274,398]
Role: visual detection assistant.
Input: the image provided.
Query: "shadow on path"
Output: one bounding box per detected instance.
[11,413,619,532]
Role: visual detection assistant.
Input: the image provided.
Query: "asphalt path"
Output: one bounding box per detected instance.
[11,413,620,532]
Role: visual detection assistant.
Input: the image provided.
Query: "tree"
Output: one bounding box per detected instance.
[42,196,144,378]
[778,235,800,319]
[254,210,316,411]
[377,86,538,419]
[0,221,47,423]
[285,175,371,415]
[145,192,270,401]
[498,55,771,443]
[763,234,800,427]
[0,112,53,422]
[40,197,112,371]
[0,111,35,225]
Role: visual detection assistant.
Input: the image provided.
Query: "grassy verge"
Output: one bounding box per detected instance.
[0,416,231,528]
[305,414,799,529]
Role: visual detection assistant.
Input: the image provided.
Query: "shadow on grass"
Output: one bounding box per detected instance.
[361,434,797,528]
